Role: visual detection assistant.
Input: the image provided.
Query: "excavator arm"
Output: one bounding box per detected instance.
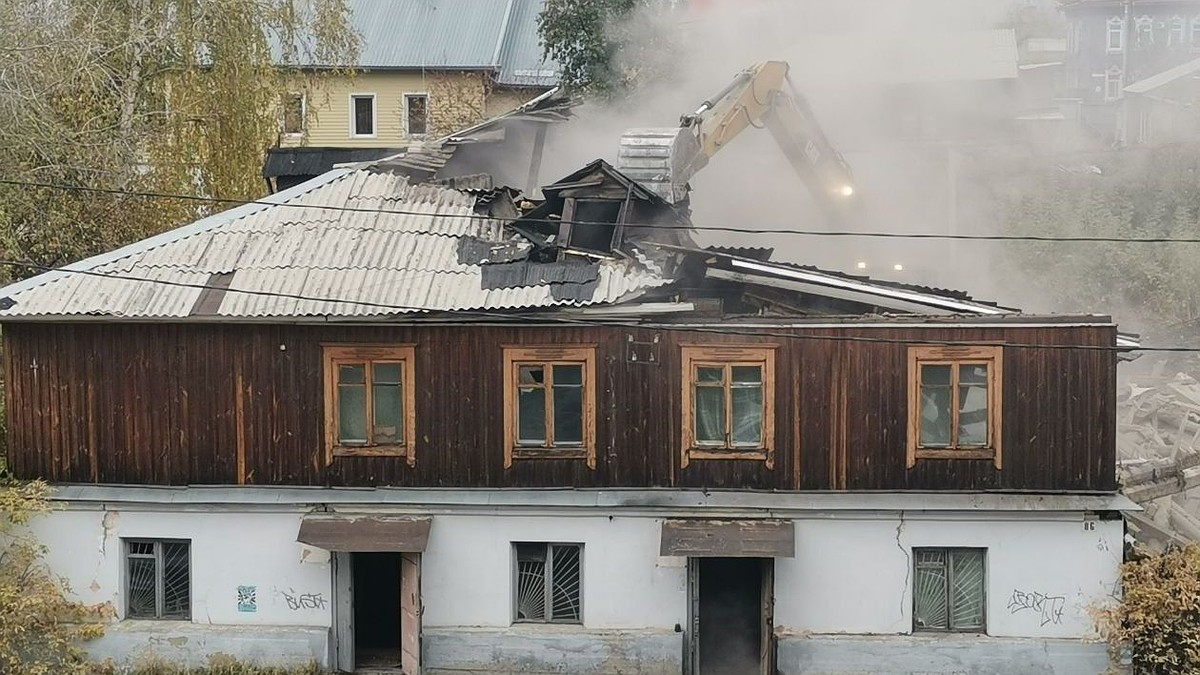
[618,61,855,213]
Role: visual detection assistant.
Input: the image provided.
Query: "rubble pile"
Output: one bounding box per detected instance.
[1119,370,1200,551]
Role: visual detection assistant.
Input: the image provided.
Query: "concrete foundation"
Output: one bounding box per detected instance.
[778,634,1111,675]
[83,621,329,670]
[423,627,682,674]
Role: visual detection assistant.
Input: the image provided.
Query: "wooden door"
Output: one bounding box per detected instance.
[760,559,775,675]
[686,557,700,675]
[400,552,422,674]
[333,552,354,673]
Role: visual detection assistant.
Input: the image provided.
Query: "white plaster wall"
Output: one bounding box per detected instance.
[776,516,1123,639]
[421,515,687,629]
[30,509,332,628]
[29,507,1121,643]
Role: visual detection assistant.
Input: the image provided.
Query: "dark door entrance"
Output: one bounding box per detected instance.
[689,557,774,675]
[353,552,402,670]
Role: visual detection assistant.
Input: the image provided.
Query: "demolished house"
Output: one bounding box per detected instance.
[0,96,1135,675]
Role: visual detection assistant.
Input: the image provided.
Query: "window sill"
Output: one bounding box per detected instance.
[331,445,410,458]
[350,134,377,139]
[913,448,995,461]
[511,447,590,461]
[687,449,769,461]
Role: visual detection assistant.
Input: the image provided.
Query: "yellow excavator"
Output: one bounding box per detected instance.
[617,60,855,214]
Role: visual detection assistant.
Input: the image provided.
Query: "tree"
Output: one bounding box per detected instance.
[537,0,677,98]
[0,0,359,281]
[0,479,108,675]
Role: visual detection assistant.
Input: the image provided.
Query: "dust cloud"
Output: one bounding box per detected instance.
[533,0,1075,314]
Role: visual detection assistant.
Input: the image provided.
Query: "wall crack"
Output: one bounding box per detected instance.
[895,511,909,621]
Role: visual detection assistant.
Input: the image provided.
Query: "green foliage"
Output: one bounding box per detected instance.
[998,144,1200,333]
[0,0,359,281]
[537,0,677,98]
[1095,544,1200,674]
[0,479,108,675]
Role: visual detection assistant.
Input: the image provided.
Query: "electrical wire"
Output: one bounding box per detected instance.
[2,177,1200,244]
[0,259,1183,354]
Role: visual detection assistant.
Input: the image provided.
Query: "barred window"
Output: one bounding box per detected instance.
[913,548,985,632]
[514,543,582,624]
[125,539,190,620]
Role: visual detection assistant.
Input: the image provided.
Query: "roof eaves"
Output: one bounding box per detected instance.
[0,169,353,303]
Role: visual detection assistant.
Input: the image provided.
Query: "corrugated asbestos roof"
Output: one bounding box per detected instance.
[0,170,665,320]
[287,0,559,85]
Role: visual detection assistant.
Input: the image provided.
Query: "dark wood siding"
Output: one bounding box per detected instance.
[2,321,1117,491]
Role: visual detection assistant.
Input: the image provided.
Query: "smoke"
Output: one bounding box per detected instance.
[532,0,1076,312]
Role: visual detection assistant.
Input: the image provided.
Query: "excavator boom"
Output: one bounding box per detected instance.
[617,61,854,212]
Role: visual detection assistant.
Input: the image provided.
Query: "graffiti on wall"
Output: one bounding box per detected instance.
[1007,589,1065,626]
[280,587,327,611]
[237,585,257,613]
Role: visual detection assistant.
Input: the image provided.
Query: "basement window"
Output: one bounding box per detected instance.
[913,548,986,633]
[907,345,1002,469]
[680,345,776,467]
[125,539,191,620]
[514,543,582,624]
[323,345,416,464]
[503,346,596,469]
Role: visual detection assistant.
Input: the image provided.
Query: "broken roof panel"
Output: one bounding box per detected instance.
[0,170,668,320]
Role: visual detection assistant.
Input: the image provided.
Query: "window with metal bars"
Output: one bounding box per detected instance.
[125,539,190,620]
[513,543,582,624]
[913,548,986,632]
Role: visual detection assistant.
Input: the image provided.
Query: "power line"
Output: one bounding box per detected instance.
[0,258,1180,354]
[2,177,1199,244]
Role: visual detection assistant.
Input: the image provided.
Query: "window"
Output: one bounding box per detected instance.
[1191,16,1200,47]
[1067,21,1080,55]
[681,345,776,467]
[559,198,626,253]
[350,93,376,137]
[125,539,190,620]
[913,548,985,632]
[323,345,416,464]
[503,346,596,469]
[1135,15,1154,46]
[907,345,1002,469]
[1170,16,1186,45]
[514,543,582,624]
[1107,16,1125,52]
[405,93,429,136]
[281,92,305,135]
[1105,67,1124,101]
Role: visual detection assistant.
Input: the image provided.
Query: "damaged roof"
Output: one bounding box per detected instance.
[0,170,666,320]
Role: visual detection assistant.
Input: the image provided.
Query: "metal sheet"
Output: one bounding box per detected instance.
[660,519,795,558]
[297,515,432,552]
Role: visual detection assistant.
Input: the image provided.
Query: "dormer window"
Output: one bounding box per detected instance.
[558,198,626,254]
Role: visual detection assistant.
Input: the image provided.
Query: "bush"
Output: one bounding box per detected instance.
[0,479,108,675]
[1096,544,1200,674]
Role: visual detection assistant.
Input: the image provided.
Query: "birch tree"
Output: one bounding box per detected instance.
[0,0,359,279]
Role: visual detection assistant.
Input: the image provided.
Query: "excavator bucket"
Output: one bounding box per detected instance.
[617,127,707,204]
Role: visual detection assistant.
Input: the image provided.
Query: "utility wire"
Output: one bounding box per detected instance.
[0,259,1180,354]
[2,177,1199,244]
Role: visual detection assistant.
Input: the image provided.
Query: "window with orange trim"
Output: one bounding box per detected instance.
[907,345,1002,469]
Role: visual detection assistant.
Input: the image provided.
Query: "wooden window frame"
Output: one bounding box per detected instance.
[323,344,416,465]
[907,345,1003,469]
[503,345,597,469]
[680,345,776,468]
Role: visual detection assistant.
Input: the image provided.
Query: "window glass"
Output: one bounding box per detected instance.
[552,365,583,445]
[919,364,952,447]
[353,95,374,135]
[957,364,989,446]
[1108,17,1125,51]
[694,384,725,445]
[913,548,949,630]
[949,549,986,630]
[373,362,404,444]
[518,387,546,445]
[731,366,764,447]
[126,540,190,620]
[338,363,367,444]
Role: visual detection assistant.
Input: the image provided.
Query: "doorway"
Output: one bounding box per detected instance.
[353,553,401,669]
[333,552,422,674]
[688,557,774,675]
